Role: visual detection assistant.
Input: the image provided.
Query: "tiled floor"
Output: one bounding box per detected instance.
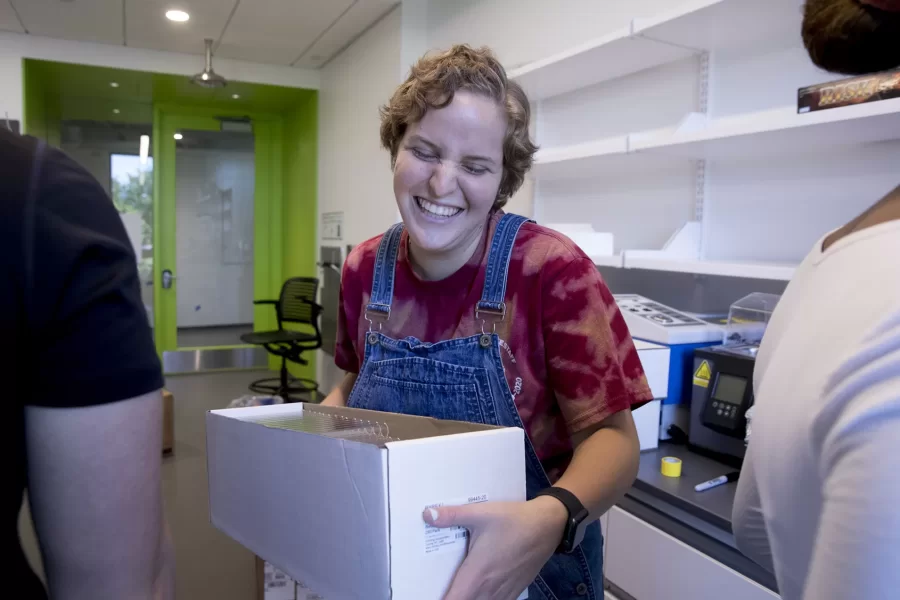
[161,370,268,599]
[18,370,275,599]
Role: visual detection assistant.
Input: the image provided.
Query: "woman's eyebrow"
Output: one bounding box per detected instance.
[462,153,497,165]
[407,135,440,151]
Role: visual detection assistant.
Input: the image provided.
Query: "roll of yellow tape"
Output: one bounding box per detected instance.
[661,456,683,478]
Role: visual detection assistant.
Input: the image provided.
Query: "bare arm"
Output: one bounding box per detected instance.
[321,372,358,407]
[25,390,175,600]
[552,408,641,520]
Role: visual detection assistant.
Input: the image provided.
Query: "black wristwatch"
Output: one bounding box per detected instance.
[534,486,589,554]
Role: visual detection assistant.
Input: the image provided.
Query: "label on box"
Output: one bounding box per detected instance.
[264,561,298,600]
[296,579,325,600]
[424,493,489,555]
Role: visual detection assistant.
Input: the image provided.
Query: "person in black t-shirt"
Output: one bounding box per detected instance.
[0,127,174,599]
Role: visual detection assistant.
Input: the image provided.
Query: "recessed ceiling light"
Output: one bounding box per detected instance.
[112,108,120,114]
[110,81,119,88]
[173,133,183,140]
[165,9,190,22]
[232,94,240,99]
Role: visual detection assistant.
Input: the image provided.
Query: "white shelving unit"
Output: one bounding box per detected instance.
[633,99,900,160]
[588,253,796,280]
[511,0,803,102]
[509,26,694,102]
[534,98,900,178]
[622,255,796,281]
[525,0,900,282]
[590,254,625,269]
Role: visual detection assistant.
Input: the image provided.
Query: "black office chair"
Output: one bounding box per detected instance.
[241,277,323,402]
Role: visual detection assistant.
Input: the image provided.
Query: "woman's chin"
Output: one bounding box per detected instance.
[402,210,463,252]
[405,226,456,255]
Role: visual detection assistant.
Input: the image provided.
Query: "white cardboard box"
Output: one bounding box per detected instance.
[207,403,526,600]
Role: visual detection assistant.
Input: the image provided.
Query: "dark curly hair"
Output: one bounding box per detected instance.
[379,44,538,208]
[802,0,900,74]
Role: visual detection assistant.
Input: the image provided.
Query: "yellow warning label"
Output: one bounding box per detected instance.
[693,360,712,388]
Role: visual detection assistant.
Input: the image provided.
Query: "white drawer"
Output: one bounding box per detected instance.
[605,507,779,600]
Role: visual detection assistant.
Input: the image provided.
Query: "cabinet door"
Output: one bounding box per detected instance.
[605,507,779,600]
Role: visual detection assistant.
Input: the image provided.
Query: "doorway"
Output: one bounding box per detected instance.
[172,128,256,349]
[155,109,283,373]
[22,59,319,376]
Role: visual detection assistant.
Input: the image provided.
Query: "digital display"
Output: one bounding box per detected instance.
[713,374,747,405]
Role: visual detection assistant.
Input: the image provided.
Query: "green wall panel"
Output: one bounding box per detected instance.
[23,59,319,382]
[281,93,319,380]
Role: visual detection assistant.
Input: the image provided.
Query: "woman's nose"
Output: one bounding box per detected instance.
[428,162,458,197]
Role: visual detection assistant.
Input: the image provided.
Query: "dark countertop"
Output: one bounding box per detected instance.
[633,442,738,532]
[614,442,779,593]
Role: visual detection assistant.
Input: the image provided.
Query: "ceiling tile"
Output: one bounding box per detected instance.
[12,0,123,44]
[216,0,353,66]
[0,1,25,33]
[125,0,234,56]
[292,0,397,69]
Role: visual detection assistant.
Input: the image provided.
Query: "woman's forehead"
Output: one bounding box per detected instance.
[410,91,505,157]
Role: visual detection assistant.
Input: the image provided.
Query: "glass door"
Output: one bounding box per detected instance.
[172,128,255,348]
[155,111,275,373]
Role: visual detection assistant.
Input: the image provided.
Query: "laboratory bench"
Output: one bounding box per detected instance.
[601,443,780,600]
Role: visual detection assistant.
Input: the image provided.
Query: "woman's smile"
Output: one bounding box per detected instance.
[414,196,463,220]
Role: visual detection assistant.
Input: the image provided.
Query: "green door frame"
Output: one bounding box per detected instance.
[152,103,284,355]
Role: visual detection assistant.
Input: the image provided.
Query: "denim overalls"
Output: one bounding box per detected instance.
[347,213,603,600]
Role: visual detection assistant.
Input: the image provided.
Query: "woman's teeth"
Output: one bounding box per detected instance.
[416,196,462,218]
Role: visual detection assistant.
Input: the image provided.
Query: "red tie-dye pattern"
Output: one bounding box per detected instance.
[335,212,653,481]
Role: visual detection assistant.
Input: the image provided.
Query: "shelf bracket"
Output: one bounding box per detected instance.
[694,52,710,226]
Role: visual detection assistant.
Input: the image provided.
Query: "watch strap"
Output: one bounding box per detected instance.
[534,486,589,553]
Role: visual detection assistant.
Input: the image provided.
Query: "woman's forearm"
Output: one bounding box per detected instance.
[552,409,640,520]
[321,372,358,406]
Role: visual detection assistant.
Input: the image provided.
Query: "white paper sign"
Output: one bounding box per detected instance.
[321,212,343,240]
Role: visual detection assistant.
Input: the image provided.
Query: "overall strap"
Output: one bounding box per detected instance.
[365,222,405,325]
[476,213,533,325]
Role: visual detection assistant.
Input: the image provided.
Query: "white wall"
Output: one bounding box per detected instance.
[0,32,320,124]
[316,5,404,390]
[317,6,403,250]
[426,0,670,70]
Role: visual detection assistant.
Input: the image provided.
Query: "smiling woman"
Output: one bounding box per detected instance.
[323,44,652,600]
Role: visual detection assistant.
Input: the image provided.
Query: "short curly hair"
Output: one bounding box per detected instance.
[380,44,538,208]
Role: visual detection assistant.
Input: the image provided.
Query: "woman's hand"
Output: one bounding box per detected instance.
[423,497,567,600]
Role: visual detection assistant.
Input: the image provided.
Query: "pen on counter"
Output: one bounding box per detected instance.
[694,471,740,493]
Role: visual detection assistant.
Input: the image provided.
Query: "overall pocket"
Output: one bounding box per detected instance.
[358,375,487,423]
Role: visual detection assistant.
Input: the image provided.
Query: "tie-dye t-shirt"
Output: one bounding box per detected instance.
[335,211,653,480]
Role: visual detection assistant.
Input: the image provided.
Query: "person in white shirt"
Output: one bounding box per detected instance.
[732,1,900,599]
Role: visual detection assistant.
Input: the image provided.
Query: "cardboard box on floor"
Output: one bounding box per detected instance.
[162,389,174,454]
[207,403,526,600]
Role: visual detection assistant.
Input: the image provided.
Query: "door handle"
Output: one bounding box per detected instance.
[162,269,176,289]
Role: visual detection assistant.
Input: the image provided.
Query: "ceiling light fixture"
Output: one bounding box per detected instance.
[110,82,119,88]
[165,9,190,22]
[190,39,228,88]
[174,133,183,140]
[139,135,150,165]
[232,94,240,99]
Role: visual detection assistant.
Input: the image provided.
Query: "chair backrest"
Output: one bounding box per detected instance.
[279,277,319,325]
